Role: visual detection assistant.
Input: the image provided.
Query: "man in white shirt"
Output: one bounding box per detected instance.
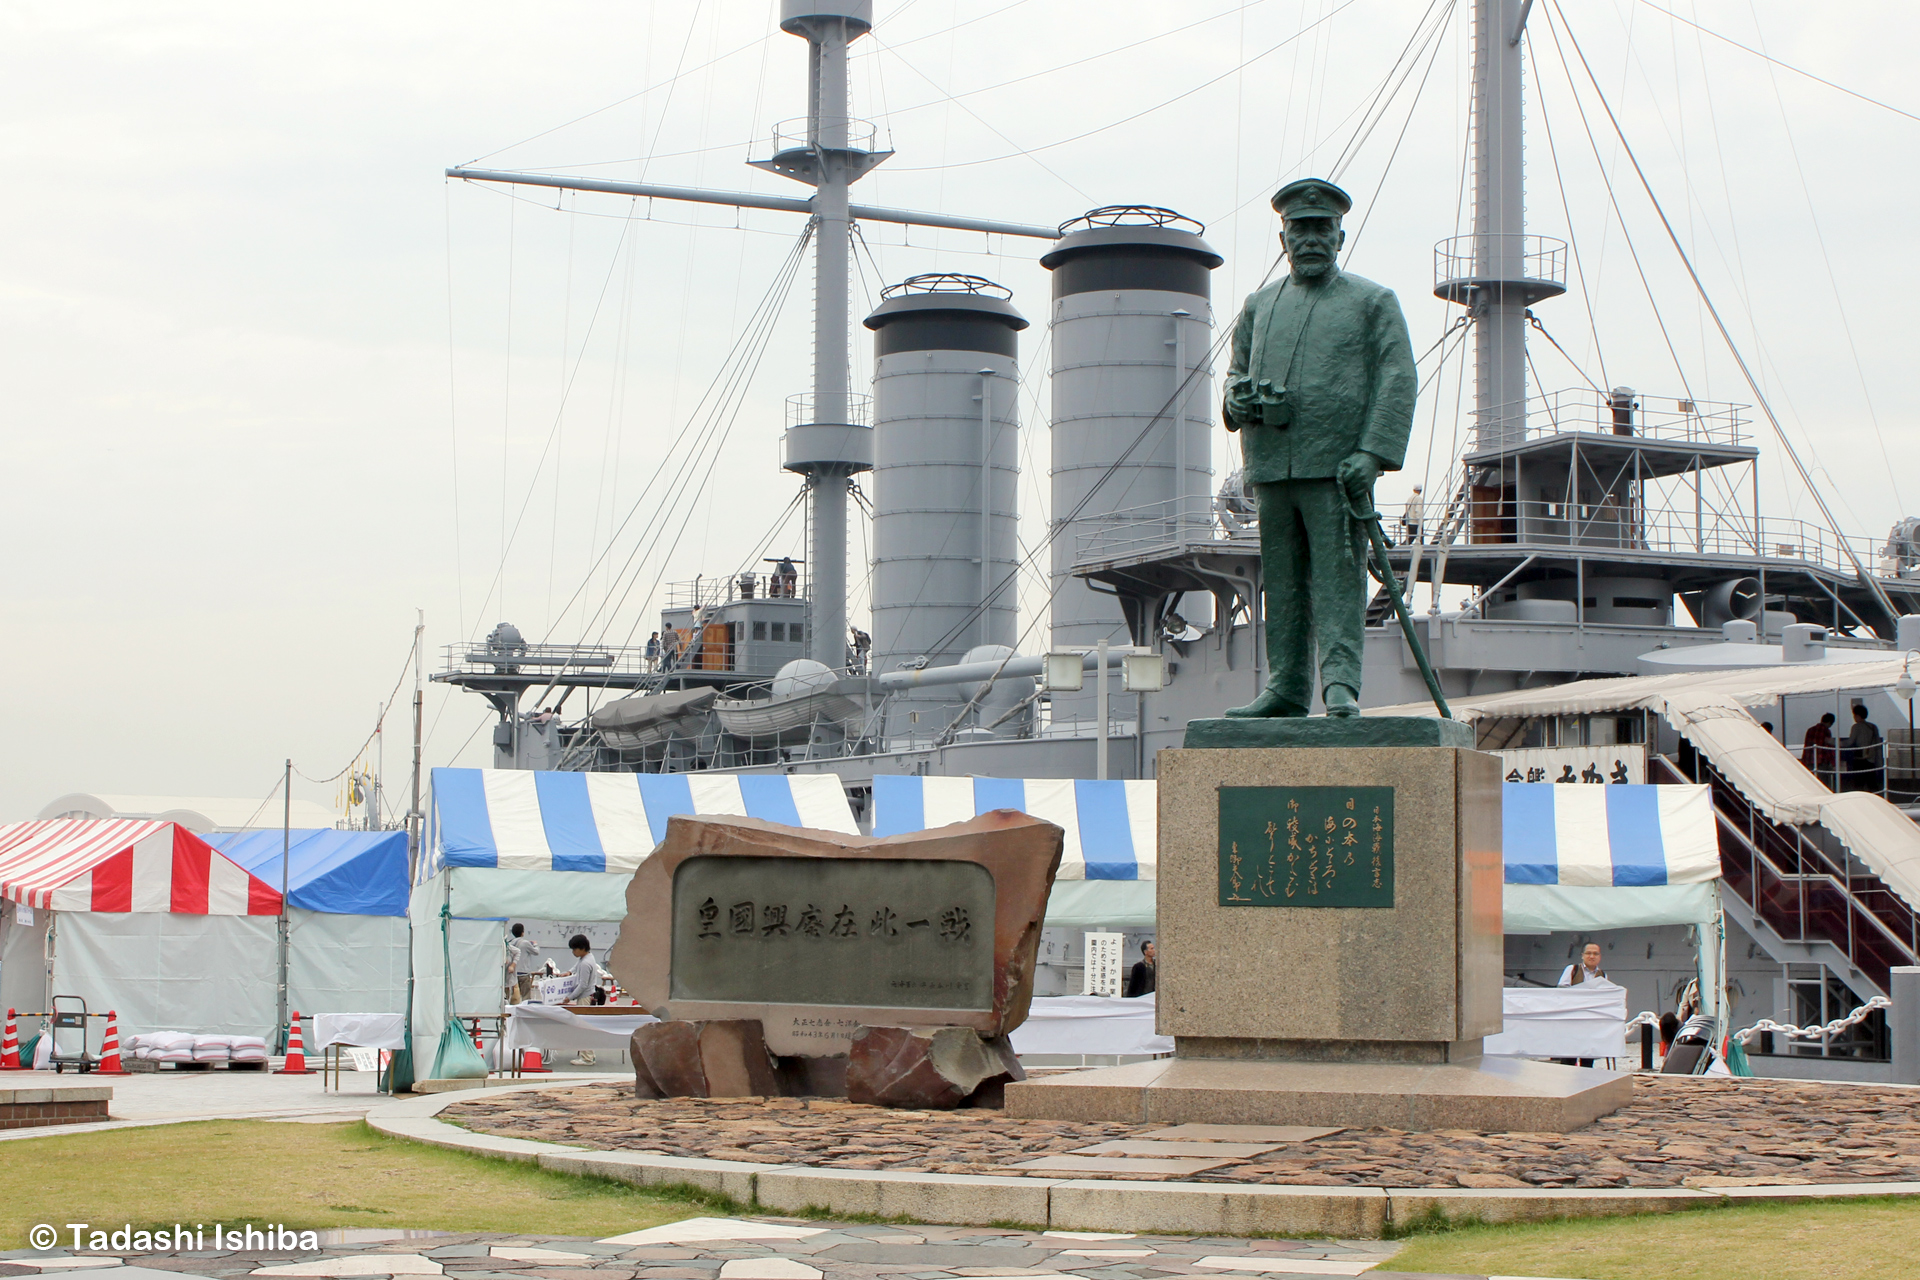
[1554,941,1609,1067]
[560,933,608,1066]
[1558,941,1606,986]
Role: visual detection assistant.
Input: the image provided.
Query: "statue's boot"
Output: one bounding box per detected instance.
[1323,683,1361,718]
[1224,687,1309,719]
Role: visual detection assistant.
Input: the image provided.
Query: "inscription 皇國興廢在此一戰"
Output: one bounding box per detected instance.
[1218,785,1394,908]
[669,855,995,1009]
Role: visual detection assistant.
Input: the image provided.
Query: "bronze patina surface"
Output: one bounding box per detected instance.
[1220,177,1417,719]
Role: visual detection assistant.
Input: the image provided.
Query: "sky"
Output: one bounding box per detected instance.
[3,0,1916,824]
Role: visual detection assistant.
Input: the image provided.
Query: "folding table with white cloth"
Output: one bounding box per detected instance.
[504,1002,658,1067]
[1009,994,1172,1057]
[309,1012,407,1091]
[1485,982,1629,1061]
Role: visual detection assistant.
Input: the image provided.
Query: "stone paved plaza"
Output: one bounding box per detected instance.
[445,1076,1920,1188]
[0,1215,1549,1280]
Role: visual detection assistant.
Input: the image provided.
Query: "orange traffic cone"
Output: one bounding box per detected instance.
[1,1009,26,1071]
[518,1047,548,1074]
[274,1010,314,1074]
[94,1010,130,1075]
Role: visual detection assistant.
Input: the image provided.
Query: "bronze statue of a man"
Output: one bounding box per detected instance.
[1222,178,1416,718]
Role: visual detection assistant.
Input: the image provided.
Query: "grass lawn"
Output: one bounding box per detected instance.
[1382,1195,1920,1279]
[0,1120,713,1249]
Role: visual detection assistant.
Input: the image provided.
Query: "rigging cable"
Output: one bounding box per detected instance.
[1546,0,1900,626]
[1338,0,1456,257]
[1534,13,1696,406]
[1527,313,1603,392]
[465,3,745,165]
[1527,33,1609,389]
[1326,0,1453,181]
[295,630,422,787]
[867,35,1090,200]
[1636,2,1920,125]
[530,227,817,713]
[882,0,1362,173]
[1738,3,1903,513]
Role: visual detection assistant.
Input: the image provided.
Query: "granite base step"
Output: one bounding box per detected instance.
[1004,1055,1632,1134]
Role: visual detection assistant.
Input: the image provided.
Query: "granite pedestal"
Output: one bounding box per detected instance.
[1005,718,1632,1133]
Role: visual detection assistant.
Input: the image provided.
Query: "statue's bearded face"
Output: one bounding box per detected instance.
[1282,215,1345,280]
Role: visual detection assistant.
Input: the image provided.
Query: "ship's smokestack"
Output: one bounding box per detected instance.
[863,273,1027,737]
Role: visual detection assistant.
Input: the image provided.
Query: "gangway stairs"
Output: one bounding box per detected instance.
[1653,754,1919,999]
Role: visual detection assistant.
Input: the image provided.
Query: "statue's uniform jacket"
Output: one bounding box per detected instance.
[1224,268,1417,708]
[1225,269,1416,478]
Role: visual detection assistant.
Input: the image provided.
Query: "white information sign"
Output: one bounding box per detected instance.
[1082,932,1125,997]
[536,976,576,1005]
[1497,744,1646,786]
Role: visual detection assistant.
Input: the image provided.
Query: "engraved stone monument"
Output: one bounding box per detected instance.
[610,808,1062,1105]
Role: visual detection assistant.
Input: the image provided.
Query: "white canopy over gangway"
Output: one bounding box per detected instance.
[1368,659,1920,917]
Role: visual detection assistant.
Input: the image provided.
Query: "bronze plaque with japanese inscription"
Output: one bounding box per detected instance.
[669,855,995,1010]
[1217,785,1394,908]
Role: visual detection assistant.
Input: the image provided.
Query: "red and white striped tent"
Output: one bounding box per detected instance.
[0,820,283,914]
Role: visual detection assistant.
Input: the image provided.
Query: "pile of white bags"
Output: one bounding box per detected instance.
[121,1032,269,1065]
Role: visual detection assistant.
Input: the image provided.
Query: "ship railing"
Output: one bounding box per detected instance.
[1458,500,1892,575]
[1073,499,1246,564]
[1434,233,1568,292]
[1074,494,1898,582]
[1469,386,1750,449]
[439,641,650,679]
[664,574,807,610]
[786,392,872,428]
[765,115,882,156]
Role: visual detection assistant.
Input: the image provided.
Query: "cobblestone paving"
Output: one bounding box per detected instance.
[446,1076,1920,1189]
[0,1216,1560,1280]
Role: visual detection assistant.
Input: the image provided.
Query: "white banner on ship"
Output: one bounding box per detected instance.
[1497,744,1646,786]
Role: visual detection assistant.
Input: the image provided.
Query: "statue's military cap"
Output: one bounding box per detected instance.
[1271,177,1352,219]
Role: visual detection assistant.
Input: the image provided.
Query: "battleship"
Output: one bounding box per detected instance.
[434,1,1920,1049]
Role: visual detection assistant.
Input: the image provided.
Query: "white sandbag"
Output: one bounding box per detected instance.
[228,1035,268,1062]
[191,1036,232,1062]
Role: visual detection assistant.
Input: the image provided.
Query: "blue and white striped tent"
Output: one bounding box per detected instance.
[871,775,1157,928]
[426,767,860,879]
[1501,782,1720,932]
[872,775,1155,880]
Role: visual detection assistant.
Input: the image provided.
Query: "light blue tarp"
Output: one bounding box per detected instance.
[207,829,409,916]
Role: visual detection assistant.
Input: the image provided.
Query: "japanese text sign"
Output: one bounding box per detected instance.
[1217,785,1395,908]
